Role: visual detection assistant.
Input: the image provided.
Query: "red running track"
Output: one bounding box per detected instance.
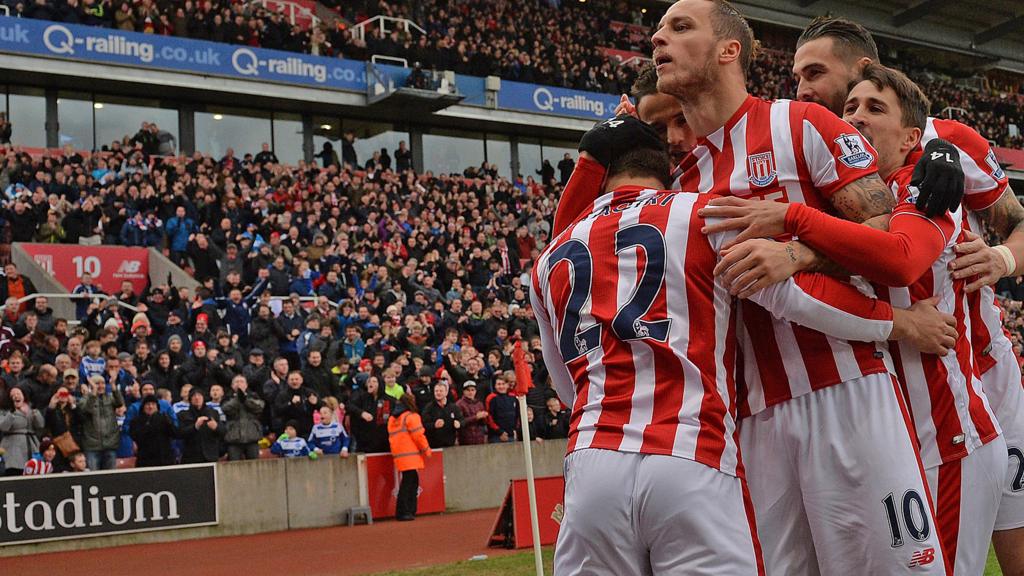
[0,508,514,576]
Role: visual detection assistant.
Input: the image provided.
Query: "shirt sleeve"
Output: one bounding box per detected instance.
[931,119,1008,211]
[783,189,951,286]
[708,226,893,342]
[799,103,880,197]
[552,156,606,238]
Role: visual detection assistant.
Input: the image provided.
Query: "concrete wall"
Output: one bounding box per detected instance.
[0,440,568,556]
[11,243,76,321]
[444,439,567,511]
[148,247,199,291]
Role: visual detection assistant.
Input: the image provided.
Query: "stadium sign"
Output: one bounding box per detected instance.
[0,17,367,91]
[0,464,217,545]
[0,16,621,122]
[499,82,620,120]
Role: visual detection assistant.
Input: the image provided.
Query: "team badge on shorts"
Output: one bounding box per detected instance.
[835,133,874,169]
[747,152,777,187]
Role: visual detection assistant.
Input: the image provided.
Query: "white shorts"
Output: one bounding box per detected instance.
[740,372,946,576]
[925,436,1006,576]
[554,448,764,576]
[979,346,1024,531]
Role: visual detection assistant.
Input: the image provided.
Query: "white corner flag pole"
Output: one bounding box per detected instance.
[519,398,545,576]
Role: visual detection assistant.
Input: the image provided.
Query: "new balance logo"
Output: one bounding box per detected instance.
[116,260,142,274]
[908,547,936,567]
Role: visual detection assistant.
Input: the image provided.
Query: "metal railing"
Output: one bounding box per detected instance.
[370,54,409,68]
[0,6,10,16]
[352,15,425,43]
[251,0,320,27]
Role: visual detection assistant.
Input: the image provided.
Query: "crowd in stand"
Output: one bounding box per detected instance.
[0,135,578,475]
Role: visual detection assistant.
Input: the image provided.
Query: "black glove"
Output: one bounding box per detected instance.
[911,138,964,218]
[578,114,667,168]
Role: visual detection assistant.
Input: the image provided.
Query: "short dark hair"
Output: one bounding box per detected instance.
[797,16,879,62]
[707,0,757,78]
[631,63,659,104]
[606,148,672,189]
[856,63,930,131]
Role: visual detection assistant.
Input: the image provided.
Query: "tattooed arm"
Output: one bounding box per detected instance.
[950,185,1024,291]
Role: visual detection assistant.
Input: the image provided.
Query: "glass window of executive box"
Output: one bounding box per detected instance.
[195,107,272,160]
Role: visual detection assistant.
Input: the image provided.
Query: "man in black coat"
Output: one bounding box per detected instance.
[130,395,177,467]
[273,371,320,438]
[177,388,225,463]
[421,381,463,448]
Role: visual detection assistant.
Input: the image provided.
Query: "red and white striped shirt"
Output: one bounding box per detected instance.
[531,186,895,476]
[678,96,892,415]
[22,458,53,475]
[920,118,1012,376]
[879,169,1001,469]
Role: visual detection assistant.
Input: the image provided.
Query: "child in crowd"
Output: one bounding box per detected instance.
[79,340,106,383]
[484,372,518,443]
[23,439,56,475]
[308,405,350,457]
[271,420,312,458]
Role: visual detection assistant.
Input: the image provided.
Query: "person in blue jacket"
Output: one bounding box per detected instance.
[164,205,196,266]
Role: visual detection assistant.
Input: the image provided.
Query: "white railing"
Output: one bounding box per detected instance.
[371,54,409,68]
[0,6,10,16]
[352,15,425,43]
[251,0,320,28]
[940,106,968,120]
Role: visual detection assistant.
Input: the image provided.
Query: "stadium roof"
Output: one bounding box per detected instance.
[653,0,1024,74]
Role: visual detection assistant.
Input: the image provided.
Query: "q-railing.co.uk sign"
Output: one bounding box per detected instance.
[0,463,217,545]
[0,16,621,121]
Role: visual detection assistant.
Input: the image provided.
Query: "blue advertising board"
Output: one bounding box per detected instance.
[0,16,615,121]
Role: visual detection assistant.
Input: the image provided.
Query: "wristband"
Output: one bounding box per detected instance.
[993,245,1017,277]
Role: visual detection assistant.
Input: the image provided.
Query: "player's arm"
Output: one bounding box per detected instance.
[708,229,956,353]
[950,185,1024,291]
[747,272,955,354]
[552,153,606,237]
[780,200,949,286]
[529,272,575,407]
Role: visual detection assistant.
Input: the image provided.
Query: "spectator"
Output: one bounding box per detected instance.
[271,420,312,458]
[308,405,350,457]
[0,112,10,144]
[394,141,412,172]
[129,395,176,467]
[536,159,555,187]
[388,393,432,521]
[71,274,103,321]
[421,380,463,448]
[340,132,357,168]
[44,382,82,471]
[557,153,575,186]
[164,205,196,265]
[0,263,37,310]
[67,450,89,472]
[484,372,518,443]
[23,438,56,475]
[177,388,224,463]
[455,380,487,446]
[537,397,569,439]
[222,374,264,461]
[254,142,279,166]
[347,375,391,453]
[315,141,339,169]
[273,370,319,438]
[0,387,45,475]
[78,374,124,470]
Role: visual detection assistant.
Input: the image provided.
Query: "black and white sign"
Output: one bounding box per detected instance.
[0,463,218,545]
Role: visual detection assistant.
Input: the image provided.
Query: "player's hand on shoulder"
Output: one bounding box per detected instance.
[578,114,665,168]
[699,196,790,249]
[891,297,957,355]
[911,138,964,218]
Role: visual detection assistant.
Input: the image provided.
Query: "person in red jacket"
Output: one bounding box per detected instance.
[388,393,432,521]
